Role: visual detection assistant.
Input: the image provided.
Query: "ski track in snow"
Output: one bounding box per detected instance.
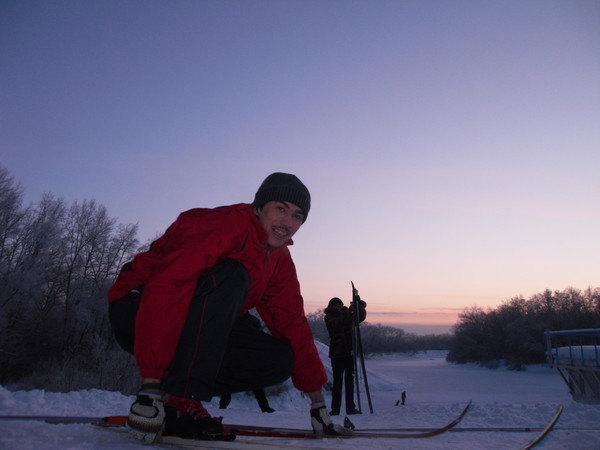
[1,350,599,449]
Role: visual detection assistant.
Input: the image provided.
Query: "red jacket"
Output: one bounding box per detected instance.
[107,203,326,393]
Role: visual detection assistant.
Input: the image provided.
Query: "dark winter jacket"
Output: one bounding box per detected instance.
[107,203,326,393]
[324,301,366,359]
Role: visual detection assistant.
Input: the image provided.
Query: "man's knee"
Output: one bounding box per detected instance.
[210,259,250,286]
[194,259,250,302]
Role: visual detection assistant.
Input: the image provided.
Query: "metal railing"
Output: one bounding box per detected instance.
[545,328,600,369]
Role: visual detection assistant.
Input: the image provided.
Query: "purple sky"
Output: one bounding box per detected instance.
[2,1,599,333]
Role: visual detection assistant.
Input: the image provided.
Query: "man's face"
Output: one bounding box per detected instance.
[255,201,304,248]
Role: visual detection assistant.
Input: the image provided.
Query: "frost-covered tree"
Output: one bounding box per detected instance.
[0,165,140,390]
[0,165,26,304]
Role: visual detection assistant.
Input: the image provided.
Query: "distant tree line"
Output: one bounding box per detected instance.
[447,287,600,370]
[307,310,452,354]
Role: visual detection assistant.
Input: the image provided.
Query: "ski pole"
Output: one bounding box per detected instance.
[352,281,374,413]
[351,291,362,413]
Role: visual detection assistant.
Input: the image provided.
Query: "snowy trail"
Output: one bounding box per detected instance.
[1,351,599,449]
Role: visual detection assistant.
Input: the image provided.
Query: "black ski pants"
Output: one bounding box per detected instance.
[330,355,356,413]
[109,259,294,401]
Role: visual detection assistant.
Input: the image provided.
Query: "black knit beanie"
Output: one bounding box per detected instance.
[252,172,311,222]
[328,297,343,308]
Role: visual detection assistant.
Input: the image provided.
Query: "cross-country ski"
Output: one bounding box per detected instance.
[0,400,472,438]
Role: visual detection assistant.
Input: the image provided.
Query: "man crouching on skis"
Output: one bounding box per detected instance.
[107,172,349,442]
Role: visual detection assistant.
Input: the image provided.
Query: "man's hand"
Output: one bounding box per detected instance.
[310,401,354,437]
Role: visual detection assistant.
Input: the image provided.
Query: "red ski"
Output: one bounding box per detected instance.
[0,400,472,439]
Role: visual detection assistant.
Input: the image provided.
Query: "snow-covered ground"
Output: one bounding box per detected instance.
[1,350,599,449]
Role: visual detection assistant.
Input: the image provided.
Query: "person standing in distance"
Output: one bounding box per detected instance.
[324,297,366,416]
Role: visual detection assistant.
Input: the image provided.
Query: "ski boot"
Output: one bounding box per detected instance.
[164,395,235,441]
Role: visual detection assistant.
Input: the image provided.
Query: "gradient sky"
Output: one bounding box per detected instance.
[2,1,599,333]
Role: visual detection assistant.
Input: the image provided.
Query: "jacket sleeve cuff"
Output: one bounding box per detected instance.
[139,367,166,380]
